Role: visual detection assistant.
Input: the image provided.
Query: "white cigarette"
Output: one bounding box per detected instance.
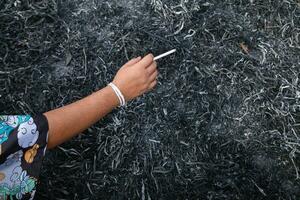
[154,49,176,61]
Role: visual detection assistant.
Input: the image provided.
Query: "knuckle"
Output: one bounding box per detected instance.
[144,84,150,91]
[150,64,155,70]
[151,72,158,79]
[141,76,148,84]
[148,53,154,59]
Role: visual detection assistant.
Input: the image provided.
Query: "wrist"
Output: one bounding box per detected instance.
[102,86,120,108]
[112,81,128,102]
[108,83,126,106]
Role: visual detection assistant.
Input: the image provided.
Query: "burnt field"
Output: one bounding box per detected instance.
[0,0,300,199]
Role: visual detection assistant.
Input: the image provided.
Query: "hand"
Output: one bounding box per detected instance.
[112,54,158,101]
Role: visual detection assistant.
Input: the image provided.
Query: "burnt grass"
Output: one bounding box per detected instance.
[1,0,300,199]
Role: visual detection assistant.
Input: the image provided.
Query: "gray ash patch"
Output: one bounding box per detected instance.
[51,61,74,79]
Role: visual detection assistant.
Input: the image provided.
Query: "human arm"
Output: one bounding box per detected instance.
[44,54,158,149]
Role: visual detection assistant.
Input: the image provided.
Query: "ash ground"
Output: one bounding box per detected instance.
[0,0,300,199]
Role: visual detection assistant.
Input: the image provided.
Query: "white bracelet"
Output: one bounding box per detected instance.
[111,83,126,106]
[108,83,126,107]
[110,85,123,106]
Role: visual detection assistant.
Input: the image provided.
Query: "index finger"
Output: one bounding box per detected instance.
[134,54,154,68]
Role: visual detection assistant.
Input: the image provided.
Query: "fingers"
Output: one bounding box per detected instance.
[148,80,157,90]
[123,57,141,68]
[146,61,157,75]
[149,70,158,83]
[134,54,154,68]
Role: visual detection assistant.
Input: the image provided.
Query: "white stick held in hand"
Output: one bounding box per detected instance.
[154,49,176,61]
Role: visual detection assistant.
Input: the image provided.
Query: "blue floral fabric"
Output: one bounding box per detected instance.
[0,114,48,200]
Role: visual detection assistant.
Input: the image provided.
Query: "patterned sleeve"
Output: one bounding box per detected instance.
[0,114,49,200]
